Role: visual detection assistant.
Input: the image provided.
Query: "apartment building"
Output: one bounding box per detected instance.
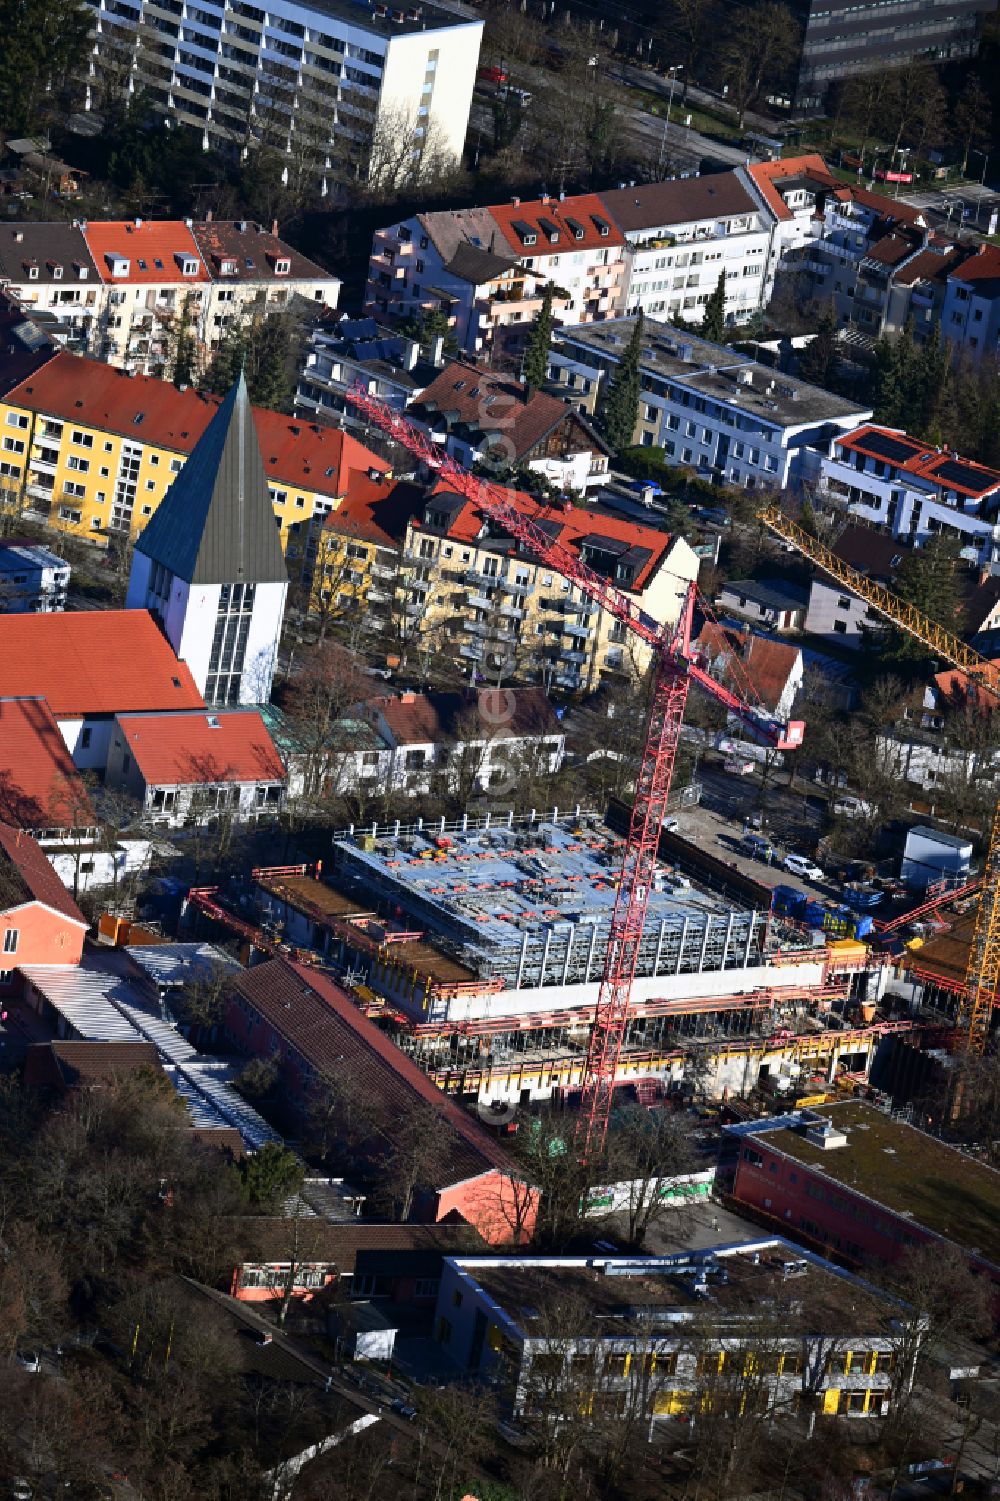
[0,349,387,560]
[408,360,610,493]
[295,313,445,430]
[818,424,1000,567]
[365,194,626,360]
[435,1241,921,1424]
[803,525,909,648]
[0,541,70,612]
[397,482,699,690]
[0,218,339,376]
[86,0,482,193]
[549,319,871,491]
[941,244,1000,365]
[599,176,770,326]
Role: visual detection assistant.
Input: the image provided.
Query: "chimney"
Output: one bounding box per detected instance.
[403,336,420,371]
[430,333,445,367]
[205,208,213,223]
[271,218,279,237]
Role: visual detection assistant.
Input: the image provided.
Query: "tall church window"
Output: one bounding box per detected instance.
[206,582,256,704]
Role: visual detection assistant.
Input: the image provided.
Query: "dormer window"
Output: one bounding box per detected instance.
[175,254,199,276]
[24,262,38,281]
[106,255,130,277]
[49,263,63,280]
[220,257,238,276]
[273,256,291,276]
[590,215,610,237]
[512,219,537,247]
[73,263,88,281]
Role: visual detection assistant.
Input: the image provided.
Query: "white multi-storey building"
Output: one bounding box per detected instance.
[599,177,770,325]
[0,541,70,612]
[818,424,1000,568]
[549,319,871,491]
[0,217,339,375]
[86,0,483,193]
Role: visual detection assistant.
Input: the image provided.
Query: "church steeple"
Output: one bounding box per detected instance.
[134,371,287,586]
[126,375,289,707]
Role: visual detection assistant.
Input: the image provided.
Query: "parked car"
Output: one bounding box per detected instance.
[833,795,874,819]
[499,84,532,106]
[783,854,825,882]
[742,832,775,862]
[391,1399,418,1421]
[724,757,755,776]
[478,63,507,83]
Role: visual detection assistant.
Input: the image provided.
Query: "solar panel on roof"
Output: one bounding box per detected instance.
[934,458,996,495]
[854,431,923,465]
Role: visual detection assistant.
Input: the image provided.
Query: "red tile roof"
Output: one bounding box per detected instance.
[894,243,964,287]
[3,354,389,499]
[0,610,203,718]
[230,958,513,1185]
[847,185,925,227]
[412,360,603,464]
[369,686,561,746]
[951,243,1000,286]
[421,482,676,594]
[115,709,285,787]
[0,697,94,830]
[693,623,801,716]
[322,476,422,550]
[82,220,209,284]
[488,191,624,257]
[23,1039,161,1089]
[836,425,1000,499]
[0,821,87,924]
[864,230,919,269]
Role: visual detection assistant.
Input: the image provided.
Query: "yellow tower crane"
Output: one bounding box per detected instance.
[758,504,1000,1055]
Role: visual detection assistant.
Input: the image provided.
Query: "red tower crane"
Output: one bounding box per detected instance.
[345,389,804,1155]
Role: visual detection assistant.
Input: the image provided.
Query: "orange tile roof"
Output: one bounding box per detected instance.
[4,353,388,498]
[745,155,843,222]
[694,623,801,715]
[951,244,1000,285]
[422,482,676,594]
[0,697,94,830]
[0,821,87,924]
[837,425,1000,499]
[488,192,624,257]
[0,610,203,718]
[323,476,422,550]
[115,709,285,786]
[82,220,209,284]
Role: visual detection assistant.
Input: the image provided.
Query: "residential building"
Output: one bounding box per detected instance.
[0,219,339,374]
[407,360,610,493]
[434,1240,921,1423]
[365,194,626,360]
[0,610,203,772]
[941,243,1000,366]
[0,539,70,611]
[303,473,419,642]
[23,1039,163,1091]
[717,579,809,632]
[818,424,1000,568]
[719,1100,1000,1278]
[223,956,537,1244]
[0,821,88,986]
[398,482,700,690]
[548,318,871,490]
[0,349,389,559]
[126,372,289,706]
[803,525,909,648]
[599,176,771,325]
[105,708,286,825]
[86,0,483,194]
[364,686,565,794]
[294,313,445,431]
[785,0,994,111]
[693,624,804,721]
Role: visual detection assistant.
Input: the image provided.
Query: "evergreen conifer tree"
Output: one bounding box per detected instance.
[522,285,554,394]
[603,313,644,454]
[700,269,727,344]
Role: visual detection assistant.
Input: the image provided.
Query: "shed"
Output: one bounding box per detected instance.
[901,826,972,891]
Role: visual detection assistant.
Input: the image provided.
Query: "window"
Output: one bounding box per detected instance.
[3,929,18,954]
[81,728,92,750]
[66,455,89,472]
[71,431,94,448]
[5,412,27,429]
[1,438,24,454]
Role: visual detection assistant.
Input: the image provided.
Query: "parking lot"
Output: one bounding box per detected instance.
[670,799,835,903]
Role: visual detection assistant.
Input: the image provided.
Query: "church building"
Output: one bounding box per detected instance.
[126,372,288,706]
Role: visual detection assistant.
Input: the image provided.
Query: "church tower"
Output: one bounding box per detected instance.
[126,373,288,706]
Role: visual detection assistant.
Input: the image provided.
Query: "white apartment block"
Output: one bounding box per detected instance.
[600,177,770,325]
[0,540,70,612]
[549,319,871,491]
[366,193,627,361]
[819,425,1000,568]
[0,218,339,376]
[86,0,482,193]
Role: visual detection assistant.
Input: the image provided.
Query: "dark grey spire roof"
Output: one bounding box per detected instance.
[135,372,288,586]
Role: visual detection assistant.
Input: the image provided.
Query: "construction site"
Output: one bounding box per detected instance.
[189,807,892,1112]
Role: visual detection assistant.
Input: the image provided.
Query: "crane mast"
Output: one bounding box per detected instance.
[346,387,803,1153]
[758,501,1000,1054]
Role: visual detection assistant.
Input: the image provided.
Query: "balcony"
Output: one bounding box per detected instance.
[466,568,500,590]
[563,649,588,664]
[466,591,494,611]
[464,619,490,638]
[563,623,590,641]
[501,577,530,595]
[498,601,525,619]
[30,450,59,471]
[459,642,484,660]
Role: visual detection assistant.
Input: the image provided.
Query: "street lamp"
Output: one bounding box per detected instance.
[968,147,990,224]
[658,64,683,173]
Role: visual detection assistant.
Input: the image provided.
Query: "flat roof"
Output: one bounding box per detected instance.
[754,1101,1000,1266]
[293,0,480,37]
[459,1240,893,1339]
